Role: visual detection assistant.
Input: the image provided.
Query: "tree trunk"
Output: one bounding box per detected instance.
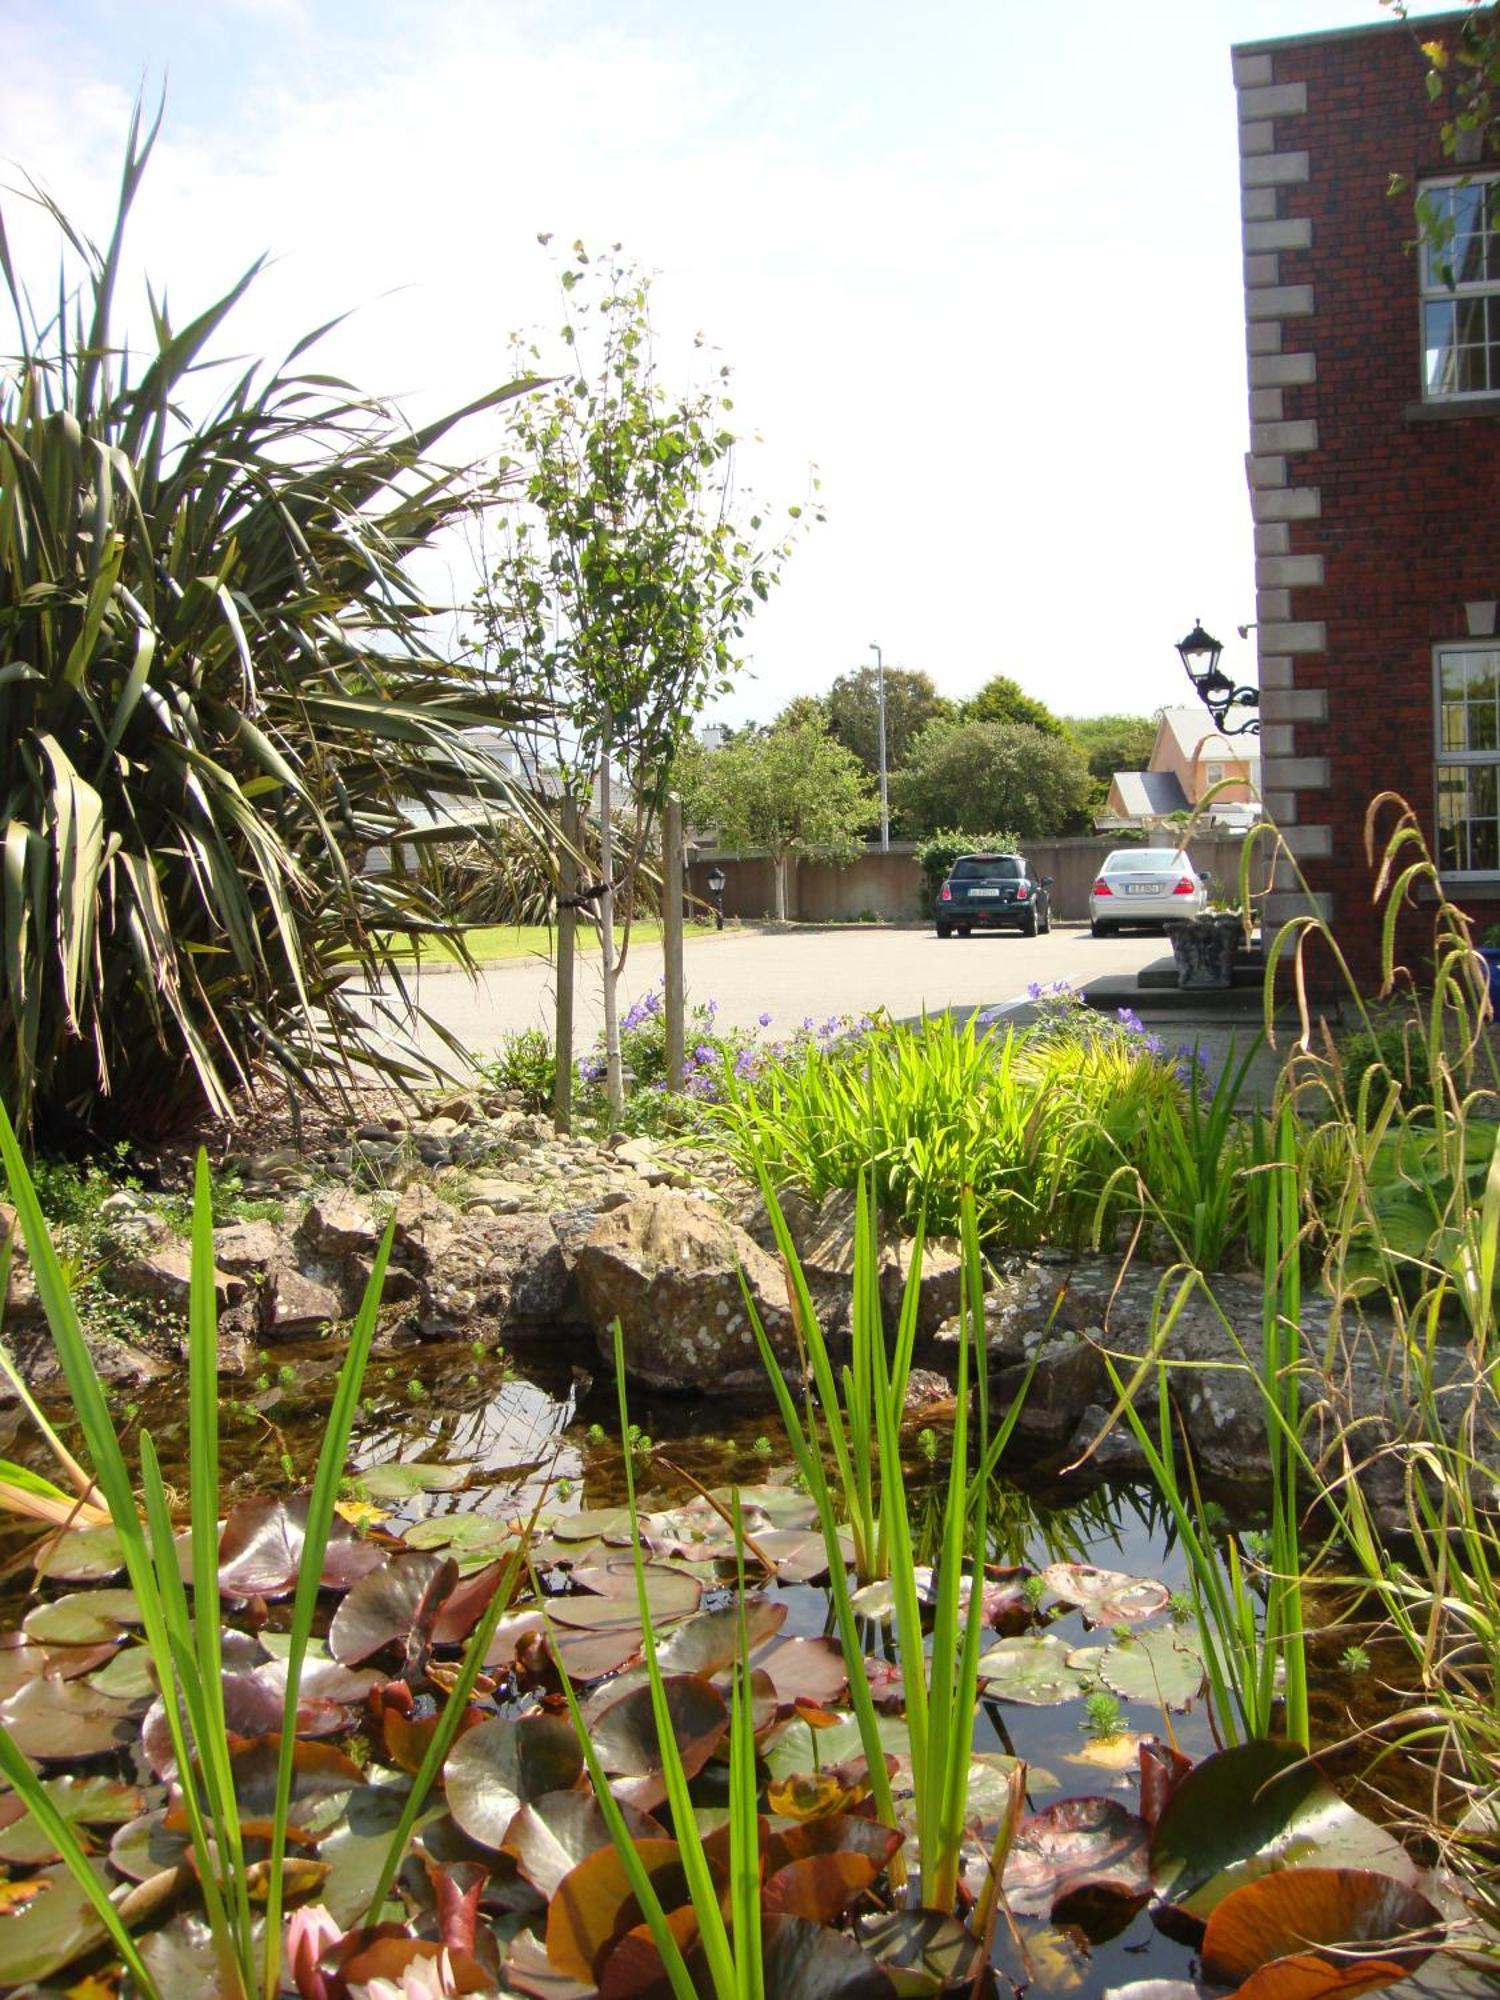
[598,732,625,1120]
[552,796,579,1133]
[662,794,685,1092]
[773,853,788,923]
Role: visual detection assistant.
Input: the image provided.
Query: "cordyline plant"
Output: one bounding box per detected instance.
[0,102,548,1144]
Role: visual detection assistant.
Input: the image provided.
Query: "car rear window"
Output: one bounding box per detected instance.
[1104,849,1183,874]
[951,856,1023,879]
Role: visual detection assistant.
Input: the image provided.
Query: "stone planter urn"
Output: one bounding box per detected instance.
[1166,913,1243,990]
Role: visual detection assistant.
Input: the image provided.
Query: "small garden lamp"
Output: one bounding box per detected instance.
[1176,619,1260,736]
[707,864,726,930]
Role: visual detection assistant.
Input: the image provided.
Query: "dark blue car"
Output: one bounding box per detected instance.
[935,853,1053,937]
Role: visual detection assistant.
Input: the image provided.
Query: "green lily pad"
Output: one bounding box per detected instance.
[977,1635,1092,1706]
[1086,1627,1205,1711]
[1151,1740,1423,1919]
[0,1673,137,1759]
[401,1512,516,1560]
[33,1525,125,1583]
[84,1644,158,1704]
[360,1460,474,1500]
[856,1908,986,1996]
[318,1780,435,1927]
[0,1775,147,1866]
[0,1861,110,1985]
[444,1711,584,1851]
[22,1588,141,1647]
[1041,1562,1170,1626]
[547,1506,632,1543]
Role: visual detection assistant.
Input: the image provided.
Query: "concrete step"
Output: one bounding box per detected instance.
[1135,950,1267,993]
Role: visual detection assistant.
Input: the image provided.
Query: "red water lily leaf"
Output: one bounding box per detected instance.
[598,1912,898,1999]
[545,1837,692,1983]
[1003,1795,1151,1919]
[753,1636,848,1709]
[501,1791,666,1901]
[431,1560,515,1646]
[217,1496,387,1599]
[1139,1737,1194,1828]
[1041,1561,1170,1625]
[653,1597,787,1676]
[764,1816,901,1922]
[328,1551,459,1670]
[1202,1867,1443,1996]
[589,1673,728,1810]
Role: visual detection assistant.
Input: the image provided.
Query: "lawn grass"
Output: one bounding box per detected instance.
[376,919,729,966]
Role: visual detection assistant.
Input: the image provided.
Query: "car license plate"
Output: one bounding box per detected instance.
[1126,883,1160,896]
[968,888,1000,899]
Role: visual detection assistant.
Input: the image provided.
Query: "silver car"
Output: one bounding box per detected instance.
[1089,846,1209,935]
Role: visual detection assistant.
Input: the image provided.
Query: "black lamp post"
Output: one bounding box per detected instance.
[707,864,726,931]
[1176,620,1260,736]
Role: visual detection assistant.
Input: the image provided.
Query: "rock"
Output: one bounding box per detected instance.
[478,1215,570,1323]
[767,1187,966,1345]
[390,1185,460,1273]
[572,1188,797,1394]
[297,1196,383,1262]
[113,1239,243,1313]
[212,1219,288,1277]
[261,1268,343,1338]
[430,1094,481,1125]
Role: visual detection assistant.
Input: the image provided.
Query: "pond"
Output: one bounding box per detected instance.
[0,1324,1457,1998]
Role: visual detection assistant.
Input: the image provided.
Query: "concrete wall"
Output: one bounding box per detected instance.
[689,836,1266,925]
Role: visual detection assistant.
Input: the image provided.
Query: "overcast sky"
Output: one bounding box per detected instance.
[0,0,1463,727]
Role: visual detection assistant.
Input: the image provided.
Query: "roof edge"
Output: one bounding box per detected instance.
[1233,8,1470,60]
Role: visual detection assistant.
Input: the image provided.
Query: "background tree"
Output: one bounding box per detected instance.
[769,693,832,735]
[476,241,812,1114]
[0,109,546,1145]
[1062,712,1161,812]
[825,665,951,777]
[687,718,871,920]
[962,674,1067,737]
[893,720,1092,838]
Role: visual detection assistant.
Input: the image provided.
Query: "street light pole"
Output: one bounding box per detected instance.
[869,641,889,853]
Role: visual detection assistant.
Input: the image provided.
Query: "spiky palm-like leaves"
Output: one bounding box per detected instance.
[0,105,545,1141]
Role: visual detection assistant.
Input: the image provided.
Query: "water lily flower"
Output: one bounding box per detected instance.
[286,1903,343,2000]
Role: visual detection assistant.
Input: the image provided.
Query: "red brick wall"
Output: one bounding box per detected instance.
[1242,14,1500,984]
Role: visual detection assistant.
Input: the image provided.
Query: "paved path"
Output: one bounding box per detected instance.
[362,923,1164,1065]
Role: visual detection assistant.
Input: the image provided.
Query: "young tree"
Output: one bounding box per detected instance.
[962,674,1067,737]
[894,720,1092,838]
[476,241,814,1113]
[825,665,951,776]
[689,719,872,920]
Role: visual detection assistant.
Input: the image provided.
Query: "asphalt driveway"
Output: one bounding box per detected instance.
[366,922,1165,1064]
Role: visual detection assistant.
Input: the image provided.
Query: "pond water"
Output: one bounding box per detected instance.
[0,1323,1432,1999]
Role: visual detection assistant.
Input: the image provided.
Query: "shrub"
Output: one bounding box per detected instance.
[1338,1019,1433,1114]
[483,1029,555,1110]
[0,110,545,1143]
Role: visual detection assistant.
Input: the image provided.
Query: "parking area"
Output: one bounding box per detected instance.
[371,922,1167,1062]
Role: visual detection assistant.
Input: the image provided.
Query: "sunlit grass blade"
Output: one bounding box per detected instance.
[729,1491,763,2000]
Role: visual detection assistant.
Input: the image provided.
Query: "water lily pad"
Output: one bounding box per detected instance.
[764,1816,903,1921]
[225,1736,364,1834]
[0,1673,137,1758]
[319,1779,436,1926]
[1004,1796,1151,1919]
[402,1512,517,1560]
[0,1635,47,1699]
[444,1711,584,1850]
[1042,1562,1170,1626]
[501,1789,664,1901]
[754,1636,849,1708]
[590,1673,728,1807]
[1203,1867,1441,1995]
[32,1524,126,1582]
[977,1634,1092,1705]
[360,1460,473,1500]
[545,1835,691,1983]
[84,1643,158,1704]
[0,1775,146,1865]
[328,1550,459,1666]
[653,1597,787,1676]
[548,1506,632,1543]
[564,1561,704,1621]
[856,1908,986,1995]
[217,1495,387,1598]
[758,1529,838,1584]
[0,1860,110,1985]
[22,1588,141,1647]
[109,1808,190,1883]
[1151,1741,1422,1920]
[1087,1627,1205,1711]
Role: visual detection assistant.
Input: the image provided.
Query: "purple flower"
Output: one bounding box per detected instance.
[801,1016,815,1032]
[855,1016,874,1033]
[759,1011,772,1027]
[733,1049,758,1078]
[1115,1006,1145,1036]
[694,1043,715,1065]
[1027,981,1043,1002]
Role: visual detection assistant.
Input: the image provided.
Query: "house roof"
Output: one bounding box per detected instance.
[1155,706,1261,769]
[1110,769,1190,818]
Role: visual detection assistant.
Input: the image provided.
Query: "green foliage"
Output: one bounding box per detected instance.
[961,673,1066,736]
[0,107,545,1143]
[705,1007,1192,1252]
[689,717,873,918]
[825,665,952,776]
[913,828,1020,885]
[1062,712,1160,784]
[1337,1017,1433,1114]
[893,720,1092,838]
[482,1028,556,1110]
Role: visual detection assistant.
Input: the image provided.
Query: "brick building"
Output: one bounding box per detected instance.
[1232,11,1500,982]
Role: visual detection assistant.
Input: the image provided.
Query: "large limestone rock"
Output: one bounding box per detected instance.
[745,1187,964,1345]
[573,1188,797,1393]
